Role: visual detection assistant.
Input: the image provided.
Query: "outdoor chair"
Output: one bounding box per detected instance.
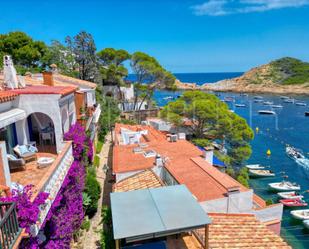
[7,154,26,171]
[13,144,38,163]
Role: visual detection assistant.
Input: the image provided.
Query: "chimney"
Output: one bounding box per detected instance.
[42,71,54,86]
[203,146,214,165]
[3,55,19,89]
[155,154,164,167]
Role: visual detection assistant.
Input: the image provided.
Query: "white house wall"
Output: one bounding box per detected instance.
[14,94,64,152]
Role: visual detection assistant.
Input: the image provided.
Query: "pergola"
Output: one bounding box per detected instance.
[110,185,212,249]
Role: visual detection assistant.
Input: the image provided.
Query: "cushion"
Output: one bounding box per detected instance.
[27,145,38,153]
[7,154,17,160]
[19,145,29,155]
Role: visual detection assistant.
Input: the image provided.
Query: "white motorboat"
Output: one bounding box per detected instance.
[246,164,265,170]
[284,98,295,103]
[280,96,290,100]
[271,104,283,108]
[235,103,246,107]
[224,97,235,103]
[163,96,174,100]
[254,96,263,100]
[249,169,275,177]
[269,181,301,191]
[277,191,304,200]
[263,101,274,105]
[291,209,309,220]
[295,102,307,106]
[258,110,276,115]
[240,93,248,97]
[286,145,305,160]
[304,220,309,229]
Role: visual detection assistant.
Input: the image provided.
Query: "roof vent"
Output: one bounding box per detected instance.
[169,134,177,142]
[133,147,144,154]
[155,154,164,167]
[3,55,19,89]
[144,150,156,158]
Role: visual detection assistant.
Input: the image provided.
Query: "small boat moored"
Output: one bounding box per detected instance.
[249,169,275,177]
[280,199,307,207]
[291,209,309,220]
[277,191,304,200]
[269,181,301,191]
[295,102,307,106]
[235,103,246,107]
[254,96,263,100]
[280,96,290,100]
[263,101,274,105]
[284,98,295,103]
[246,164,265,170]
[271,104,283,108]
[258,110,276,115]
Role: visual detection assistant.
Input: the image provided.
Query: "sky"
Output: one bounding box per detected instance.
[1,0,309,73]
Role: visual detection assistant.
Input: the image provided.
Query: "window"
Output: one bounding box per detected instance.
[0,124,17,154]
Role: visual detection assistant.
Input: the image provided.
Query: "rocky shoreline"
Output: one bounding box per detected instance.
[175,78,309,95]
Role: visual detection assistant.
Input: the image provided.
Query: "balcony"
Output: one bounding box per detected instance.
[0,202,21,249]
[9,141,74,236]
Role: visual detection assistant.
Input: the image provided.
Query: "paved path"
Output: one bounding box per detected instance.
[82,134,113,249]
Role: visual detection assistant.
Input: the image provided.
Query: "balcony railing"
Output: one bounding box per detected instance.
[0,202,21,249]
[30,142,74,236]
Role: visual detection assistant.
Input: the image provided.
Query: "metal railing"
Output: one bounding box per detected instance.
[0,202,21,249]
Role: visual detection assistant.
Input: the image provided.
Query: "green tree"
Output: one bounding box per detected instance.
[0,31,48,73]
[130,51,176,111]
[43,40,78,77]
[66,31,99,82]
[160,90,254,165]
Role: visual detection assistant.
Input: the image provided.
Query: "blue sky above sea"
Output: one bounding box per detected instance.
[1,0,309,73]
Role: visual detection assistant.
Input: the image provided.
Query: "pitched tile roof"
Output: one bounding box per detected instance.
[113,123,249,202]
[8,85,77,96]
[196,213,291,249]
[0,91,18,103]
[113,170,164,192]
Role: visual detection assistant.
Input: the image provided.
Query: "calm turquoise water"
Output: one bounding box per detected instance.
[154,73,309,249]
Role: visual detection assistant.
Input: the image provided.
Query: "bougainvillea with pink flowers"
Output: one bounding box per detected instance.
[17,123,93,248]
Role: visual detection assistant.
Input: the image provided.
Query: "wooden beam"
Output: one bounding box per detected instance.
[205,225,209,249]
[115,239,120,249]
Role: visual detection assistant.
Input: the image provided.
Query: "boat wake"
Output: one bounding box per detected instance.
[295,157,309,169]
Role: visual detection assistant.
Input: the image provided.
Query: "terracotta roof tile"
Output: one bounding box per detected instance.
[0,91,18,103]
[8,85,77,96]
[195,213,291,249]
[113,123,249,202]
[113,170,164,192]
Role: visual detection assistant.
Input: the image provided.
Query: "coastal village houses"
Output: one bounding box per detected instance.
[111,123,291,248]
[0,56,101,248]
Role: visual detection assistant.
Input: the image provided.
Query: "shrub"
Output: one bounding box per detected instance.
[94,155,100,168]
[266,199,274,206]
[81,217,91,231]
[96,141,104,154]
[236,175,249,188]
[84,171,101,217]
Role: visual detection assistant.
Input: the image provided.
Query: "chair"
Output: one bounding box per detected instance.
[7,154,26,171]
[13,144,38,163]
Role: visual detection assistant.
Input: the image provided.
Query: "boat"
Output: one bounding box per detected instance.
[286,146,305,160]
[271,104,283,108]
[295,102,307,106]
[224,97,235,103]
[254,96,263,100]
[269,181,301,191]
[240,93,248,97]
[303,220,309,229]
[263,101,274,105]
[277,191,304,200]
[284,98,295,103]
[280,199,307,207]
[254,99,263,103]
[249,169,275,177]
[258,110,276,115]
[235,103,246,107]
[291,209,309,220]
[305,112,309,117]
[246,164,265,170]
[163,96,174,100]
[280,96,290,100]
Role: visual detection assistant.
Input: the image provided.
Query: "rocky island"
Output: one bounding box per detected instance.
[176,57,309,95]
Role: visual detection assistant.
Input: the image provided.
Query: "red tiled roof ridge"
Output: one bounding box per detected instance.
[190,156,246,191]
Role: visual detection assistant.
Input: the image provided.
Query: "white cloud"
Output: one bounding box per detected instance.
[191,0,309,16]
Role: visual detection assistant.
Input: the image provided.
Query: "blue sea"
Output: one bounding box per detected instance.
[153,73,309,249]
